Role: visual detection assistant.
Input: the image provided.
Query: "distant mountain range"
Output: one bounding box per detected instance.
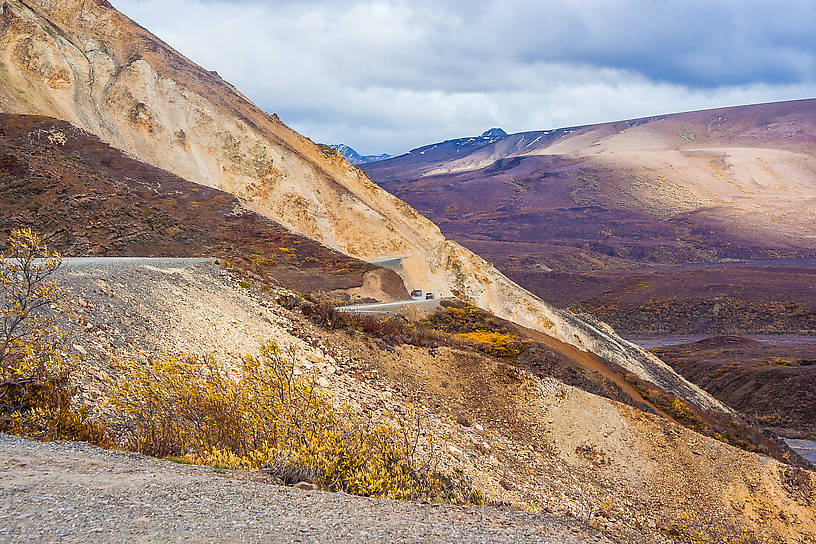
[362,98,816,335]
[364,99,816,270]
[328,144,391,165]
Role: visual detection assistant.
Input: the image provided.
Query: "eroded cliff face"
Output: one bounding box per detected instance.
[0,0,444,259]
[0,0,728,413]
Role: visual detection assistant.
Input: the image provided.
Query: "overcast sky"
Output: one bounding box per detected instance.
[114,0,816,155]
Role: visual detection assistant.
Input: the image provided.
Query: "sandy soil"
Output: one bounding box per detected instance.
[24,257,816,544]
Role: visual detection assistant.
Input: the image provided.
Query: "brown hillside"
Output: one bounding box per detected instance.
[363,99,816,333]
[655,337,816,439]
[0,113,406,298]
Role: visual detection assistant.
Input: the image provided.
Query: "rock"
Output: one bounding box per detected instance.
[447,445,466,462]
[293,481,317,491]
[472,423,484,432]
[456,413,471,427]
[73,344,87,355]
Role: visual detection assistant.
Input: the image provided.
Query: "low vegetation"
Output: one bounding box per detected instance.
[654,339,816,440]
[112,343,482,503]
[299,297,803,465]
[0,229,107,444]
[0,230,481,504]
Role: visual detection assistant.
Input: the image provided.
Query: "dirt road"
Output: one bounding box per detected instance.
[0,434,608,544]
[335,299,442,315]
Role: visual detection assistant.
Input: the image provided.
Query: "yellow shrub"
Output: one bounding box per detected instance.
[0,229,108,444]
[113,342,482,504]
[454,330,523,357]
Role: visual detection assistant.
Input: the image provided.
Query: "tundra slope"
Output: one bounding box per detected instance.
[0,1,722,411]
[366,99,816,262]
[363,99,816,334]
[28,257,816,544]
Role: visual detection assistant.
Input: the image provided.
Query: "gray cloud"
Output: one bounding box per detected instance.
[113,0,816,154]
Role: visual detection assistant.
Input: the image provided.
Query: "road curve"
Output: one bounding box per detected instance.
[336,298,443,315]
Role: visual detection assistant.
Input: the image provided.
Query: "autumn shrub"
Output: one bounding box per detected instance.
[112,341,482,504]
[453,330,524,358]
[662,512,760,544]
[0,228,108,443]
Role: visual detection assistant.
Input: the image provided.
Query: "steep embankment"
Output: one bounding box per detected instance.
[31,258,816,544]
[15,259,816,544]
[401,241,728,412]
[0,0,443,259]
[0,0,723,412]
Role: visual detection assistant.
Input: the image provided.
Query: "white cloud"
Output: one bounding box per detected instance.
[112,0,816,155]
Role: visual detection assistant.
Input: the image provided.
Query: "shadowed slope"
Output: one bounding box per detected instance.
[0,113,407,297]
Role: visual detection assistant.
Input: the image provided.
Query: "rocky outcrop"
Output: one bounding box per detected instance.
[0,0,728,413]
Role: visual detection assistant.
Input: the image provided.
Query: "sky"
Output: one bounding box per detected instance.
[114,0,816,156]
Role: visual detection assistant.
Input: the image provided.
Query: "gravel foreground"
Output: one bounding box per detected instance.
[0,435,611,544]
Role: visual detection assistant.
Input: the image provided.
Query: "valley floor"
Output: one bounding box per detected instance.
[0,434,608,544]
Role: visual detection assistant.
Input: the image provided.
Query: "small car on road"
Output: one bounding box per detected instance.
[410,289,423,299]
[425,292,435,300]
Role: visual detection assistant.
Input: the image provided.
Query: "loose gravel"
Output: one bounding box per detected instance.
[0,434,611,544]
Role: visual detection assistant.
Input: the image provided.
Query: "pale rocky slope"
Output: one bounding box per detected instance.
[0,0,443,259]
[0,0,721,412]
[41,258,816,544]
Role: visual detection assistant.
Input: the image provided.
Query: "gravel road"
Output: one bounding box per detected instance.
[0,435,610,544]
[335,299,442,315]
[57,256,210,269]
